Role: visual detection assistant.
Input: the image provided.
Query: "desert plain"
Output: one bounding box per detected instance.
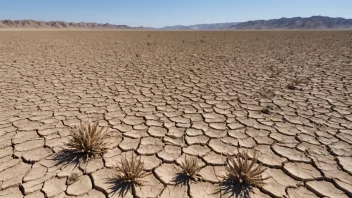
[0,31,351,198]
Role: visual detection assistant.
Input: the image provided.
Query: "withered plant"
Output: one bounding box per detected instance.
[114,154,150,187]
[66,122,110,163]
[225,150,270,188]
[179,156,202,181]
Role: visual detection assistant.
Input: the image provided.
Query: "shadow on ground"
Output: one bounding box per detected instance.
[107,178,134,198]
[173,173,199,186]
[173,173,190,186]
[52,149,89,167]
[214,180,250,198]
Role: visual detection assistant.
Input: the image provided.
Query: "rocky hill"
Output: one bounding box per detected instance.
[231,16,352,29]
[0,20,131,29]
[161,16,352,30]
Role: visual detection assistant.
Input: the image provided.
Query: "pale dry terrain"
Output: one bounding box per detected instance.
[0,31,352,198]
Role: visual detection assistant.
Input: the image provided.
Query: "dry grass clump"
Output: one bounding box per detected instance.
[225,150,269,187]
[179,156,202,180]
[66,122,110,162]
[114,154,150,187]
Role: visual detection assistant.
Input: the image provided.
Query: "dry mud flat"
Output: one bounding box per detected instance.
[0,31,352,198]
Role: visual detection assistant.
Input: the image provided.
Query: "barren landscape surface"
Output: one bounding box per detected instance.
[0,31,352,198]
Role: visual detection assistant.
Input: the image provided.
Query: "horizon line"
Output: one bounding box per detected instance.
[1,15,351,29]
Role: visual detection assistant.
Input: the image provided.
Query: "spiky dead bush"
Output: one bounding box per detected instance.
[179,156,202,181]
[66,122,110,161]
[114,154,150,187]
[225,150,269,187]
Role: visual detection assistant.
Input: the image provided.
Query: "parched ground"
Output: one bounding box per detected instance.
[0,31,352,198]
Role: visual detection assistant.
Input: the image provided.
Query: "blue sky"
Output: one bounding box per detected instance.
[0,0,351,28]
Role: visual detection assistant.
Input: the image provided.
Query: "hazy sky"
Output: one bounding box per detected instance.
[0,0,351,28]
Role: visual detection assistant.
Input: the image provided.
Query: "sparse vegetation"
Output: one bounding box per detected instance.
[114,154,150,187]
[1,30,348,197]
[225,150,269,188]
[66,122,110,163]
[179,156,202,181]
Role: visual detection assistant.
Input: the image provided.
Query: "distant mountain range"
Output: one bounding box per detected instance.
[1,16,352,30]
[161,16,352,30]
[0,20,131,29]
[232,16,352,29]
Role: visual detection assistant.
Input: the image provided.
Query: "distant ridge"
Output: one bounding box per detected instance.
[231,16,352,29]
[0,20,132,29]
[160,16,352,30]
[1,16,352,30]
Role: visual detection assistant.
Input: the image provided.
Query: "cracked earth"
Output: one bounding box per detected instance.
[0,31,351,198]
